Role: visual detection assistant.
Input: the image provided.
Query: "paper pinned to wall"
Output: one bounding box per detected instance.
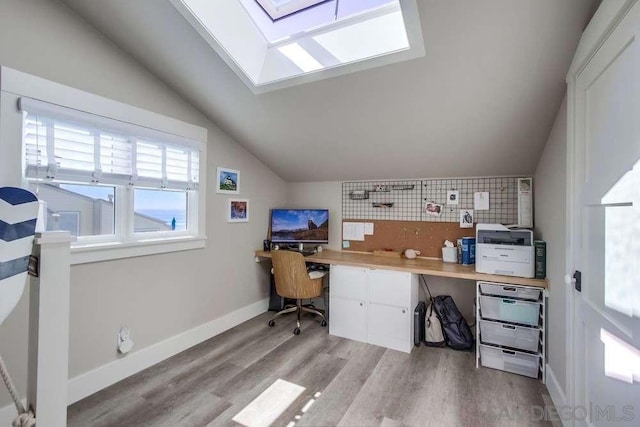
[518,178,533,227]
[343,222,365,241]
[474,192,489,210]
[364,223,374,235]
[460,209,474,228]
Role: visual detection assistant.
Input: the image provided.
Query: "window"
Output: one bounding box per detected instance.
[20,96,205,260]
[28,182,116,238]
[134,188,188,233]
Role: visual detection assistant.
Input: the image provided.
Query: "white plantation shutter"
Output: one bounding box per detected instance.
[100,133,133,183]
[23,115,51,178]
[20,98,201,190]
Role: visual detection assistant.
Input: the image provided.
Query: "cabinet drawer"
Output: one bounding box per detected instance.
[330,265,367,300]
[479,320,540,353]
[479,282,541,301]
[479,295,541,326]
[480,344,540,378]
[367,269,412,307]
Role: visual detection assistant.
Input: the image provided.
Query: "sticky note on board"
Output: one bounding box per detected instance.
[343,240,351,249]
[474,192,489,211]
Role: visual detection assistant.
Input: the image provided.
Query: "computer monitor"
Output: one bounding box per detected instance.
[270,209,329,244]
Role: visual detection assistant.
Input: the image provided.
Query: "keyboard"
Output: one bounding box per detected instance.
[307,263,328,272]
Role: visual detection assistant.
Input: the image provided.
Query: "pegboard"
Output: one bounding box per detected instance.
[342,180,422,221]
[342,177,523,225]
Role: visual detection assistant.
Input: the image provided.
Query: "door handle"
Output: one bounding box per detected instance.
[567,271,582,292]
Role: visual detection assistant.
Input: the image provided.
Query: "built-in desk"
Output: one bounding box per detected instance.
[254,249,548,288]
[256,249,548,354]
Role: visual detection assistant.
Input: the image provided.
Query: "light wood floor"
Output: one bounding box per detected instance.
[67,312,554,427]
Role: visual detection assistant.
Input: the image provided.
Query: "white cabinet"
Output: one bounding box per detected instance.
[329,297,366,342]
[367,303,411,351]
[329,265,418,353]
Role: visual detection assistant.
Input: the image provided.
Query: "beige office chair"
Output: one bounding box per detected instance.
[268,250,327,335]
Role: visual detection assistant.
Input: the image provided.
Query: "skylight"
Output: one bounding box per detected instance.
[312,10,408,63]
[255,0,328,21]
[278,43,324,72]
[169,0,424,92]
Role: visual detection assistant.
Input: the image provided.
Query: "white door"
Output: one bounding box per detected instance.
[329,297,366,342]
[570,2,640,425]
[329,265,367,341]
[367,302,410,353]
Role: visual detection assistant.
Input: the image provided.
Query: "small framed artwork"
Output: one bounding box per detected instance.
[228,199,249,223]
[216,167,240,194]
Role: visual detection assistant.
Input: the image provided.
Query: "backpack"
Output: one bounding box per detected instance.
[432,295,475,351]
[425,302,446,347]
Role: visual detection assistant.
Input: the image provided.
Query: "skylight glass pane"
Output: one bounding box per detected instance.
[312,10,409,63]
[336,0,396,20]
[278,43,324,72]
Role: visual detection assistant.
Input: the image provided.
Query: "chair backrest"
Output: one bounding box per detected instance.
[272,250,322,300]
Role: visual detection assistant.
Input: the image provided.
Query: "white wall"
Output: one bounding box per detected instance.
[0,0,286,409]
[534,95,568,396]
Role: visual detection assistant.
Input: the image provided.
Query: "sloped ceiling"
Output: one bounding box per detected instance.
[61,0,597,182]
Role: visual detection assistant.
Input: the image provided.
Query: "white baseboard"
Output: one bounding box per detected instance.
[1,298,269,423]
[68,297,269,404]
[545,363,568,425]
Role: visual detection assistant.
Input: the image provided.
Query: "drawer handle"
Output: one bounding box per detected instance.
[360,302,364,306]
[502,299,516,304]
[501,324,516,330]
[402,309,406,314]
[502,349,516,355]
[502,286,517,292]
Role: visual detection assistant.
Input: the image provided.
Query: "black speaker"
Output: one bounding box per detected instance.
[263,239,271,251]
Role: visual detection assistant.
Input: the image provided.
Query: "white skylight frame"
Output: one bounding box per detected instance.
[278,43,324,72]
[255,0,329,20]
[169,0,425,93]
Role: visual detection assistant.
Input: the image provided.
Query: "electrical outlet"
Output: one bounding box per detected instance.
[118,326,134,354]
[118,326,130,342]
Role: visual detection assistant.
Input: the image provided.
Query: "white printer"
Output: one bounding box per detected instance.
[476,224,534,278]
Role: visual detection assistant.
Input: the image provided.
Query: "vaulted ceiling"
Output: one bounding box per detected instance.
[61,0,598,182]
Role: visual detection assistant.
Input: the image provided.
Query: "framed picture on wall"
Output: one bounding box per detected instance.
[216,167,240,194]
[228,199,249,223]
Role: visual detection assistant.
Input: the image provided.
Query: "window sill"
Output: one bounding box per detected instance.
[70,235,207,265]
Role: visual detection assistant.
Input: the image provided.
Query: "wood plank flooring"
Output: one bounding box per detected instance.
[67,312,554,427]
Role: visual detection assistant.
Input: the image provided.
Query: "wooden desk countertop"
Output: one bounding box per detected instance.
[255,249,548,289]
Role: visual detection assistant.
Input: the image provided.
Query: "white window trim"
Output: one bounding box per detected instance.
[1,66,208,264]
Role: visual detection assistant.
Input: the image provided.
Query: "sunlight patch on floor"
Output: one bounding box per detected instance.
[232,379,305,427]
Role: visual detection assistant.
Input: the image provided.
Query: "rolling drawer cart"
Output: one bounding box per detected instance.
[475,281,547,381]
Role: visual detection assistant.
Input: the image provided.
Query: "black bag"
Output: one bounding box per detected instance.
[432,295,474,351]
[414,301,426,346]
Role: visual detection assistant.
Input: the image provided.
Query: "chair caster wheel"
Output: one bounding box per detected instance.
[321,320,327,327]
[293,327,301,335]
[268,320,275,327]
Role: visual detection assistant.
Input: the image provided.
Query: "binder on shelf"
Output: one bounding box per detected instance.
[534,240,546,279]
